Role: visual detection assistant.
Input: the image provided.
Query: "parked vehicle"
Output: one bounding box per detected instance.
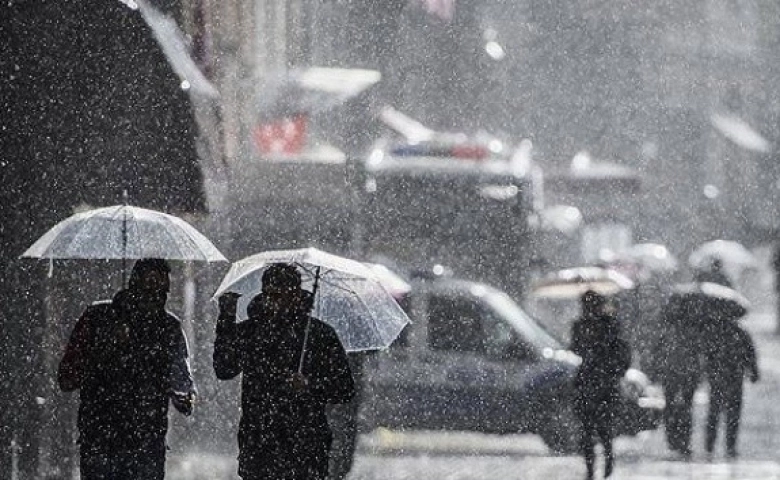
[357,137,543,302]
[356,274,664,453]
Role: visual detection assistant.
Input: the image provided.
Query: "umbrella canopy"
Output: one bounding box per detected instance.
[213,247,411,352]
[667,281,750,323]
[21,205,227,262]
[688,240,758,272]
[365,263,412,300]
[531,266,635,299]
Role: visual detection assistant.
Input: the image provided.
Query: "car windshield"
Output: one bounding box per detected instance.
[483,289,562,351]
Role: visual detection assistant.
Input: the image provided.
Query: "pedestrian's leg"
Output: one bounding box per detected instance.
[706,387,724,455]
[677,383,696,456]
[596,419,615,478]
[579,418,596,480]
[663,385,683,453]
[725,387,743,458]
[79,452,112,480]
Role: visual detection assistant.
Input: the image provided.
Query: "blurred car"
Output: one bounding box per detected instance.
[357,273,664,453]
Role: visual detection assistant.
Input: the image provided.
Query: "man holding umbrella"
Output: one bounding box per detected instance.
[214,263,355,480]
[58,258,196,480]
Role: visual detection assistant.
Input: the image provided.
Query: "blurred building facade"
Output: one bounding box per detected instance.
[190,0,780,261]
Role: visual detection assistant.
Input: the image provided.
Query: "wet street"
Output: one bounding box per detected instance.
[170,257,780,480]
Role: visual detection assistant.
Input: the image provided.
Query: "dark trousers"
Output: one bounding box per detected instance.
[239,437,331,480]
[80,447,165,480]
[575,392,617,479]
[663,380,697,454]
[706,382,744,455]
[580,412,615,478]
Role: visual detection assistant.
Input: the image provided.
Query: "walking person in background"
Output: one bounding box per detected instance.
[58,258,196,480]
[654,293,706,458]
[704,320,759,458]
[214,263,355,480]
[570,290,632,480]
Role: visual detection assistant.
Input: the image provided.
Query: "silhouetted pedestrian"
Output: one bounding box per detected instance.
[214,263,355,480]
[58,259,196,480]
[654,291,706,457]
[704,320,759,458]
[570,290,631,479]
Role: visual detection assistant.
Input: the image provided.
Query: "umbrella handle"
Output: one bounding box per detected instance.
[297,266,320,374]
[297,317,311,374]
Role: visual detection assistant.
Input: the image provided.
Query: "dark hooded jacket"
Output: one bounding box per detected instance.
[570,313,631,411]
[58,290,194,454]
[213,302,355,477]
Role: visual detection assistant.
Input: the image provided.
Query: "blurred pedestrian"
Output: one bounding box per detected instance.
[654,292,706,457]
[58,258,196,480]
[703,320,759,458]
[214,263,355,480]
[570,290,631,479]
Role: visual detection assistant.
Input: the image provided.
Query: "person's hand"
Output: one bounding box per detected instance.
[172,391,196,416]
[288,372,308,393]
[218,292,241,320]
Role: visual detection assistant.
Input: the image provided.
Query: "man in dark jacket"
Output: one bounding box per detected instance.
[58,258,196,480]
[654,290,707,458]
[570,290,631,480]
[704,320,759,458]
[214,263,355,480]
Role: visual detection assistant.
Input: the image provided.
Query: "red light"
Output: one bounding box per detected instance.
[451,145,488,160]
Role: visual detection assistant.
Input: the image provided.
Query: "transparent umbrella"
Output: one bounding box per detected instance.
[213,247,411,353]
[21,204,227,281]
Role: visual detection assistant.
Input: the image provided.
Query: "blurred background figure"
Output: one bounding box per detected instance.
[570,290,631,479]
[704,319,759,458]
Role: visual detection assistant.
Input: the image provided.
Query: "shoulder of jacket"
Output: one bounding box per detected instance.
[309,316,337,336]
[84,300,114,318]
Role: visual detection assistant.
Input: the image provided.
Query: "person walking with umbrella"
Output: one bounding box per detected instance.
[703,319,759,458]
[569,290,631,479]
[58,258,196,480]
[214,263,355,480]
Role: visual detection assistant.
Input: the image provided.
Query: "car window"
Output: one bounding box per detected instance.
[427,295,484,353]
[484,290,562,351]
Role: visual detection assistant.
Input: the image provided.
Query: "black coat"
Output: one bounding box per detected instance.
[213,308,355,478]
[570,314,631,411]
[705,321,758,388]
[58,290,194,454]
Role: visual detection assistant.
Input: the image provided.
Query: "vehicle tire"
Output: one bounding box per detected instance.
[538,403,583,454]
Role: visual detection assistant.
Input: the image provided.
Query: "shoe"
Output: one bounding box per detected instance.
[726,449,738,459]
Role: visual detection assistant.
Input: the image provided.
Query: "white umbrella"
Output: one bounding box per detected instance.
[213,247,411,353]
[531,266,635,299]
[688,240,758,272]
[22,205,227,282]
